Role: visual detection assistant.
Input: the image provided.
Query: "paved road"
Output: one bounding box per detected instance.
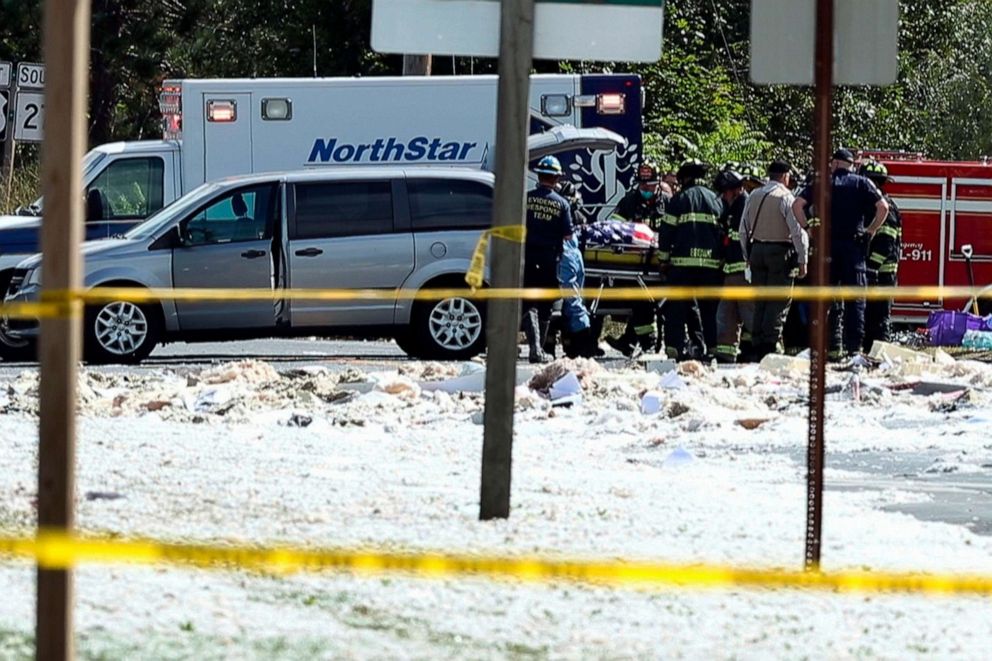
[0,338,413,376]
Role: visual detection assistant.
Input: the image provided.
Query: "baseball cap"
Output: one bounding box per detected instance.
[832,148,855,163]
[768,160,793,176]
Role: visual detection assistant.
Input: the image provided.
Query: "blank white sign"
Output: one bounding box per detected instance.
[750,0,899,85]
[372,0,665,62]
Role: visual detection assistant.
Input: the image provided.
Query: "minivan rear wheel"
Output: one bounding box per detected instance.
[84,300,160,364]
[405,293,485,360]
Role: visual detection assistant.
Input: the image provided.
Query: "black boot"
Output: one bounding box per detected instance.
[606,335,634,357]
[564,328,602,359]
[637,333,658,355]
[523,308,552,364]
[543,317,560,359]
[563,328,582,359]
[540,318,555,359]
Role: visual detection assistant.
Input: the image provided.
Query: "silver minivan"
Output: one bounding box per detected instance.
[1,128,626,363]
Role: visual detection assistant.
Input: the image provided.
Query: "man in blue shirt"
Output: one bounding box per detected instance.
[793,148,889,358]
[523,155,573,363]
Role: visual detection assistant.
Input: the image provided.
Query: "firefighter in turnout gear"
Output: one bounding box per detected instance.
[860,160,902,350]
[713,169,755,363]
[659,159,726,359]
[523,155,573,364]
[614,161,669,229]
[606,161,669,356]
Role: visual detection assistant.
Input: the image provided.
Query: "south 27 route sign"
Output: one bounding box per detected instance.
[372,0,664,62]
[13,91,44,142]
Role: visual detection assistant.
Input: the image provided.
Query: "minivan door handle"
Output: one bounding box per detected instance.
[240,249,266,259]
[295,247,324,257]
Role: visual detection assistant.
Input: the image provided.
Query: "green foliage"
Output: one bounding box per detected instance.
[0,162,40,211]
[0,0,990,165]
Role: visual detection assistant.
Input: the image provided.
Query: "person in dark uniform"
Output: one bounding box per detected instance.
[605,161,669,356]
[523,155,573,363]
[713,169,754,363]
[659,159,725,360]
[860,160,902,350]
[793,148,889,359]
[614,161,669,226]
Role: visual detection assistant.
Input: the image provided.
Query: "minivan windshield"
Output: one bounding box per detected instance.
[124,182,222,240]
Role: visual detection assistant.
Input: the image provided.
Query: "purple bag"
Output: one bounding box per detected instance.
[927,311,992,346]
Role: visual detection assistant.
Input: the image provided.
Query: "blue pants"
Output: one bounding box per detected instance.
[829,241,867,353]
[558,243,590,333]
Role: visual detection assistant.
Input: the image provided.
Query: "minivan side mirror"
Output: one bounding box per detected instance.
[150,225,182,251]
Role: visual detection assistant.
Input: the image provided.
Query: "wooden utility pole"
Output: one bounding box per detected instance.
[36,0,90,658]
[479,0,534,520]
[805,0,833,571]
[402,54,432,75]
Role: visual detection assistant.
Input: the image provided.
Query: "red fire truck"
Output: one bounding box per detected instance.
[865,151,992,324]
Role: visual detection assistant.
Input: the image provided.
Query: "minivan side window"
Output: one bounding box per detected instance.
[181,184,276,246]
[293,181,393,239]
[407,179,493,231]
[86,157,165,221]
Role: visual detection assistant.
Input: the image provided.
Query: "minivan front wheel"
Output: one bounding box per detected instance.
[0,323,35,362]
[406,293,485,360]
[84,300,160,364]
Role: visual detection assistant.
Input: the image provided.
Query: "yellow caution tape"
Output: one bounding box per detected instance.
[2,531,992,596]
[465,225,527,289]
[0,285,989,320]
[0,301,72,319]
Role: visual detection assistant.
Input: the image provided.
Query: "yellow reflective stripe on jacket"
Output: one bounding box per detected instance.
[877,225,900,238]
[672,256,722,269]
[869,252,887,265]
[662,214,679,226]
[657,251,671,261]
[728,230,741,241]
[879,263,898,274]
[723,262,747,274]
[677,212,720,226]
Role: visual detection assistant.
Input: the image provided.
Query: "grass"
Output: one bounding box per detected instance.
[0,162,41,213]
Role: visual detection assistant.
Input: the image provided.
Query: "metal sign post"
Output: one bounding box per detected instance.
[752,0,898,570]
[0,61,13,204]
[805,0,834,571]
[35,1,90,659]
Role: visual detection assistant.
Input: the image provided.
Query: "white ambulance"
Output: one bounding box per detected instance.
[0,74,644,289]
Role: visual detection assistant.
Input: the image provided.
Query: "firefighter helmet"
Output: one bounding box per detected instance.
[738,163,765,184]
[676,158,708,181]
[714,170,745,193]
[636,161,661,183]
[860,159,894,184]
